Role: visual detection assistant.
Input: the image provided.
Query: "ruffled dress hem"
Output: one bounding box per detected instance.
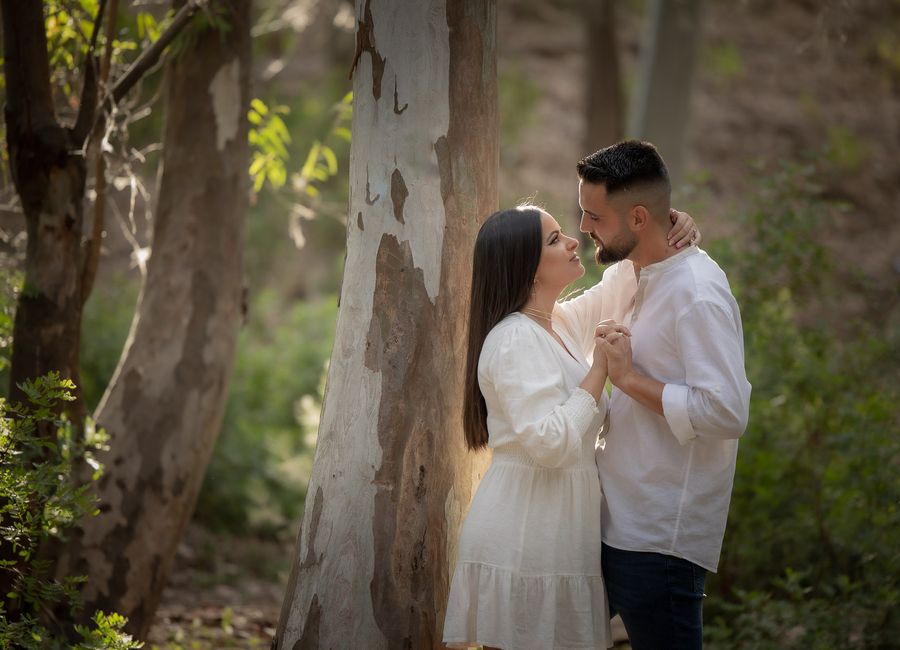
[443,562,612,650]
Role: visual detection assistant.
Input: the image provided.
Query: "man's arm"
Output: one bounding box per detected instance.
[599,301,751,445]
[597,331,665,415]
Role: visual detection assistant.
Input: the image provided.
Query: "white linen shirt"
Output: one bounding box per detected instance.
[581,247,751,572]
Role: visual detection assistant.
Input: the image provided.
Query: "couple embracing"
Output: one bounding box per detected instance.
[443,140,752,650]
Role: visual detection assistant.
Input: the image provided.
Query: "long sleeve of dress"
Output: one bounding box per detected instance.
[553,280,605,359]
[479,321,606,468]
[554,260,636,358]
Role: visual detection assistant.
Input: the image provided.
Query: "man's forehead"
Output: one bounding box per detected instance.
[579,181,612,203]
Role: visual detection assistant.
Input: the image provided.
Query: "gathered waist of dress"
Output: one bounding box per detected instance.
[490,441,598,471]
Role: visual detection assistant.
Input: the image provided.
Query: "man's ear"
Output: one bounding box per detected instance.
[629,204,651,232]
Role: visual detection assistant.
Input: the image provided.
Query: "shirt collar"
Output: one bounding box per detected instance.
[637,246,700,279]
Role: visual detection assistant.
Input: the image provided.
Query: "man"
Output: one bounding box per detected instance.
[579,140,751,649]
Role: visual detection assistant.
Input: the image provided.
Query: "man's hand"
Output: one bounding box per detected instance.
[594,320,631,382]
[598,329,634,388]
[594,319,631,341]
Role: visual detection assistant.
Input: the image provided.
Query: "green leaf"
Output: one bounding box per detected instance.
[248,155,267,177]
[321,146,338,175]
[250,98,269,116]
[270,115,292,145]
[267,165,287,189]
[253,172,266,193]
[300,142,321,180]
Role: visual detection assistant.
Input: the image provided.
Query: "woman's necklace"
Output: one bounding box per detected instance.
[521,305,553,323]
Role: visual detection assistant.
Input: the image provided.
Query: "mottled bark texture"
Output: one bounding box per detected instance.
[274,1,497,648]
[52,0,251,637]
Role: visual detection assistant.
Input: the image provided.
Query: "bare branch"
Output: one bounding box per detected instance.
[71,0,108,145]
[71,56,99,145]
[109,0,206,107]
[88,0,109,53]
[81,0,120,306]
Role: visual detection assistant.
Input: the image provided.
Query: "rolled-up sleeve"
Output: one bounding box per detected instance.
[481,327,606,467]
[663,300,751,445]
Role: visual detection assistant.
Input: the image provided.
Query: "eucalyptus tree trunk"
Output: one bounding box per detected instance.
[628,0,704,186]
[274,1,497,647]
[584,0,624,152]
[53,1,251,637]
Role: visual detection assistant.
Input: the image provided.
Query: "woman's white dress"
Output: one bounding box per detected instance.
[443,288,613,650]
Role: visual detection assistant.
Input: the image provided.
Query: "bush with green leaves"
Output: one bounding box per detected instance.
[193,290,337,538]
[0,272,140,648]
[702,162,899,648]
[0,374,141,649]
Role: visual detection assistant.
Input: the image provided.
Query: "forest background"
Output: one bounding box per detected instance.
[0,0,897,648]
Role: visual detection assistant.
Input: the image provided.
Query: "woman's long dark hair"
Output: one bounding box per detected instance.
[463,207,543,450]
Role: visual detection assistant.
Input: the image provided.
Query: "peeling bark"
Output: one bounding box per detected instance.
[52,1,252,637]
[274,1,497,647]
[390,169,408,223]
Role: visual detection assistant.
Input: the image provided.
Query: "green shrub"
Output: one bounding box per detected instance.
[0,272,140,648]
[703,162,899,647]
[0,372,142,649]
[193,290,336,537]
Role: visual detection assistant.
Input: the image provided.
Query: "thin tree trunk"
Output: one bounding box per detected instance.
[628,0,704,186]
[0,0,89,614]
[53,1,251,637]
[274,0,496,647]
[1,0,87,421]
[584,0,624,152]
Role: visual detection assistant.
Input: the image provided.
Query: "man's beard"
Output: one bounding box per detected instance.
[593,232,637,265]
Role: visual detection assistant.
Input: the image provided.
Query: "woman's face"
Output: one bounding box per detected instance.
[533,210,584,292]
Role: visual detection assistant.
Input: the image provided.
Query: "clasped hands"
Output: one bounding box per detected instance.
[593,319,633,386]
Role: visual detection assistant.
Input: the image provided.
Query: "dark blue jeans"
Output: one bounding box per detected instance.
[602,543,706,650]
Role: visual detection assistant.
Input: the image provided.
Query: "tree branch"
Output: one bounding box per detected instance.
[81,0,120,307]
[71,57,99,146]
[109,0,206,107]
[88,0,109,53]
[71,0,108,146]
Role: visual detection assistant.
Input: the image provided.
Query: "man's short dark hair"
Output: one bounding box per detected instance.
[577,140,670,195]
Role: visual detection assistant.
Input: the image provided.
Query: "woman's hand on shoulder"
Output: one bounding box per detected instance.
[668,209,701,249]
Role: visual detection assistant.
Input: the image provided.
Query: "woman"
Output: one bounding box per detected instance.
[442,205,696,650]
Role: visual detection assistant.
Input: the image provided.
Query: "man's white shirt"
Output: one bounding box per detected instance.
[556,246,751,572]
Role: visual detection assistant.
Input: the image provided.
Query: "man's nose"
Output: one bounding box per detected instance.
[579,213,589,233]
